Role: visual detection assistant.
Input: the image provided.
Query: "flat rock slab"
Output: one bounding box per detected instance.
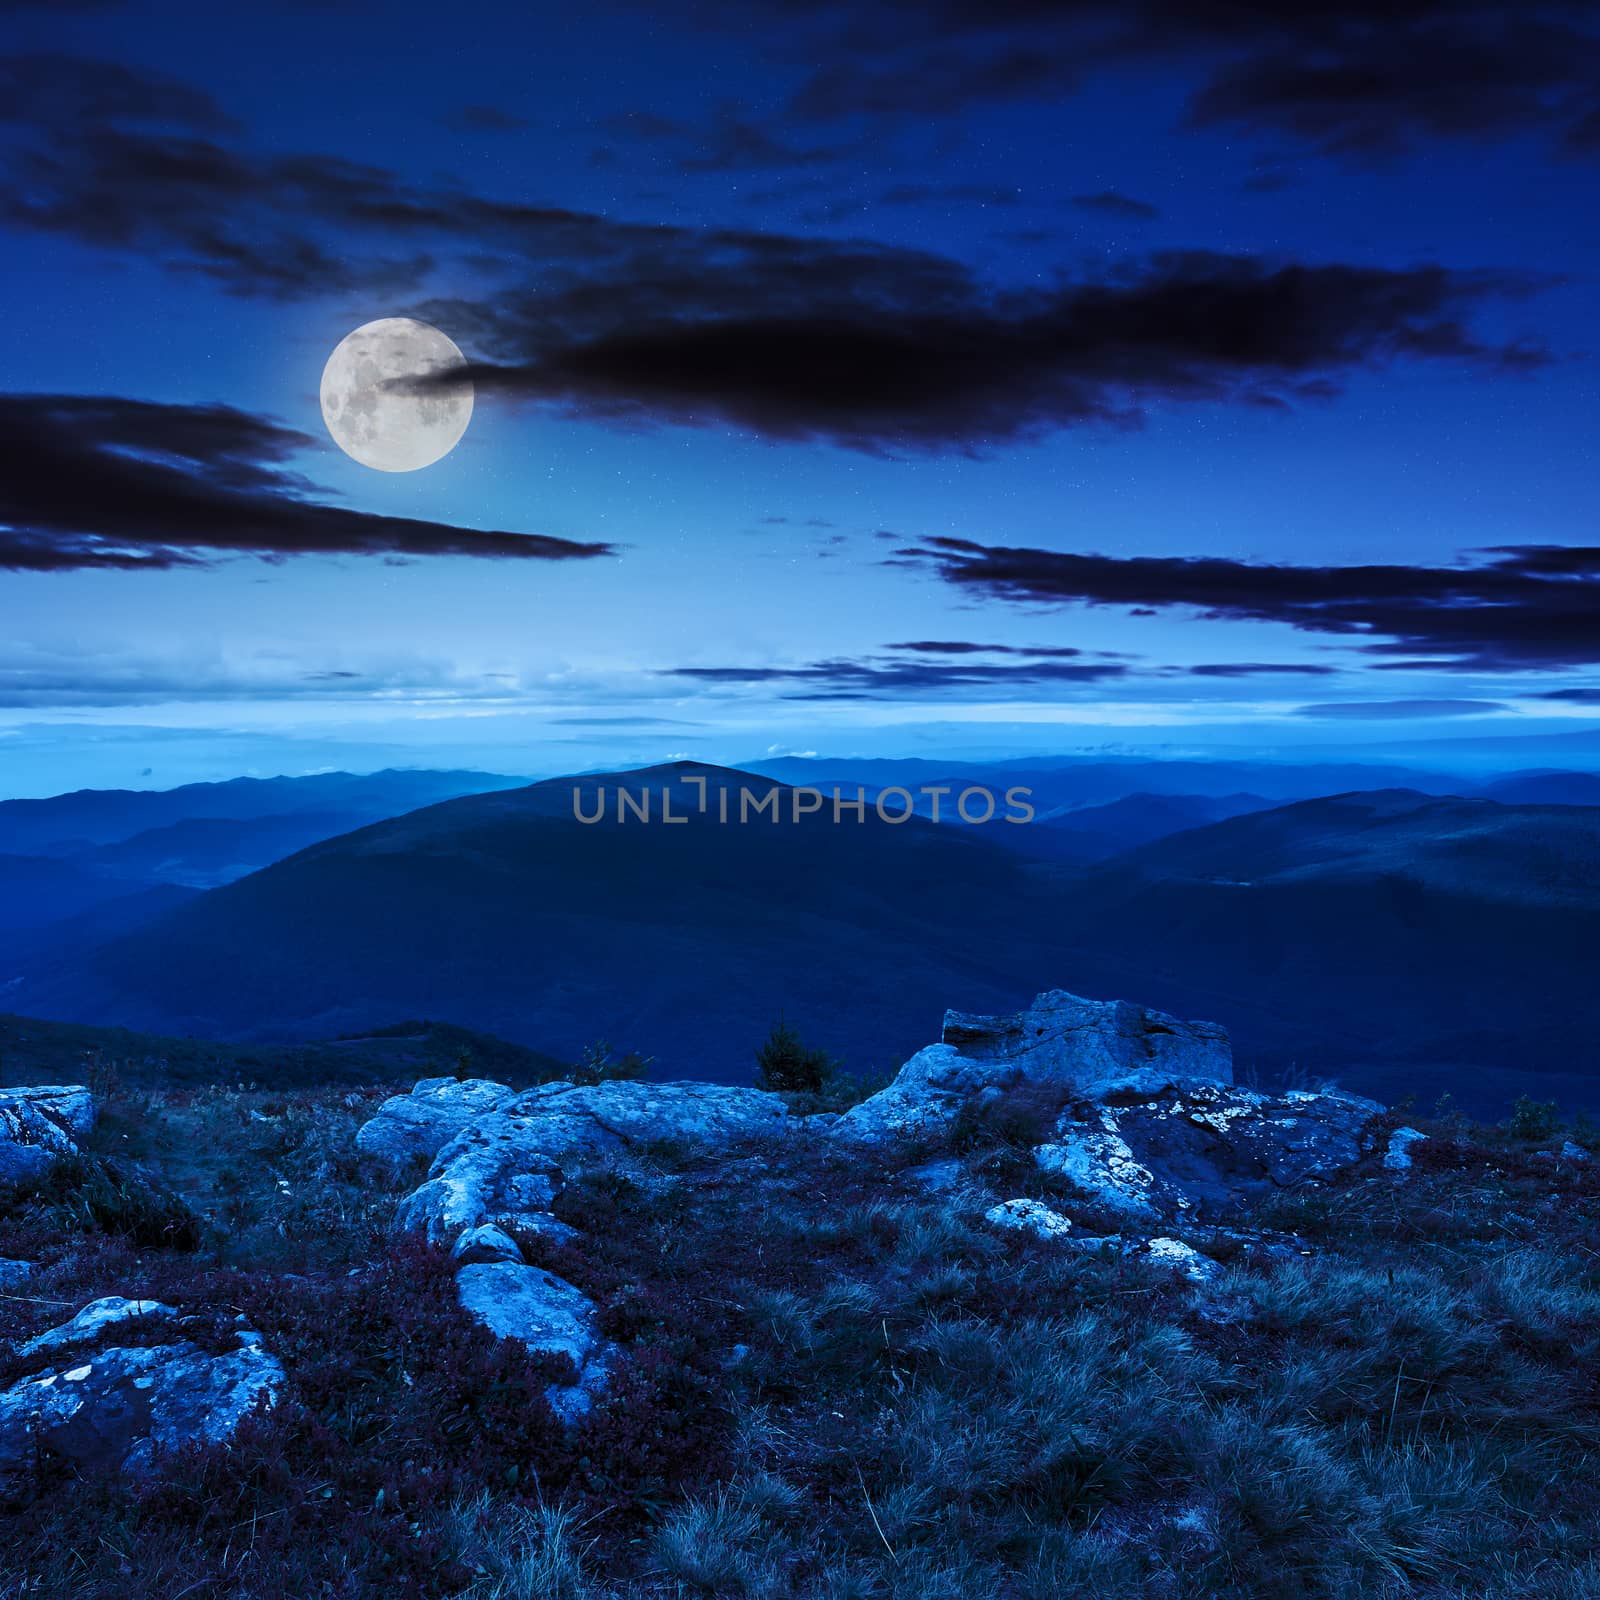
[1035,1084,1382,1222]
[19,1296,177,1358]
[0,1334,282,1490]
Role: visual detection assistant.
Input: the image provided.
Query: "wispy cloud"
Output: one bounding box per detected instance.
[897,537,1600,671]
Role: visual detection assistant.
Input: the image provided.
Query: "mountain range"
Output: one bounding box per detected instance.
[5,759,1599,1114]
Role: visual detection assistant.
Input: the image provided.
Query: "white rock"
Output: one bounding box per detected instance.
[392,1080,788,1248]
[984,1198,1075,1240]
[456,1262,610,1424]
[1037,1084,1381,1221]
[1144,1237,1221,1283]
[0,1335,282,1485]
[1034,1121,1169,1221]
[1561,1140,1590,1163]
[1384,1127,1427,1171]
[832,989,1231,1146]
[354,1077,519,1168]
[0,1086,96,1139]
[0,1086,96,1185]
[19,1297,177,1358]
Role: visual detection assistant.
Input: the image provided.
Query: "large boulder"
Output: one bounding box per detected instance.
[389,1080,791,1244]
[833,990,1231,1147]
[0,1308,282,1492]
[0,1086,96,1186]
[353,1077,519,1168]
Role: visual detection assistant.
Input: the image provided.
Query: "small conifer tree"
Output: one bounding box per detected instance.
[755,1016,833,1094]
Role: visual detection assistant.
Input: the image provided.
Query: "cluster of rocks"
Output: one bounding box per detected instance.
[357,1077,795,1422]
[833,991,1234,1147]
[0,983,1438,1480]
[1,1087,286,1493]
[836,989,1397,1277]
[355,990,1403,1323]
[0,1295,282,1495]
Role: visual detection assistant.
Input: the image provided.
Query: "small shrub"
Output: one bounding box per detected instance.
[573,1040,653,1086]
[1509,1095,1561,1141]
[952,1081,1069,1155]
[754,1018,836,1096]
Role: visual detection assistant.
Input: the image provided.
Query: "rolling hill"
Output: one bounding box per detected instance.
[0,767,524,856]
[0,854,167,936]
[10,763,1066,1080]
[1042,790,1600,1107]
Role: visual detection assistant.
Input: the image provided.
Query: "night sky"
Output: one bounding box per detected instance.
[2,0,1597,795]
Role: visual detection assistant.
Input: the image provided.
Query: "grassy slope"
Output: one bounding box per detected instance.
[3,1082,1600,1597]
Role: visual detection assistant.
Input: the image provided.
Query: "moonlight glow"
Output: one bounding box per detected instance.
[320,317,473,472]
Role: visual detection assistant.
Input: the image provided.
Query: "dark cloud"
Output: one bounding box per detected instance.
[898,536,1600,671]
[1183,15,1600,160]
[669,1,1600,164]
[1,56,1553,468]
[888,640,1105,659]
[0,58,1554,459]
[1186,662,1337,677]
[1295,699,1512,719]
[1538,688,1600,704]
[436,252,1543,453]
[661,648,1132,700]
[443,104,530,134]
[0,394,613,572]
[0,53,230,130]
[0,55,731,300]
[1072,190,1160,220]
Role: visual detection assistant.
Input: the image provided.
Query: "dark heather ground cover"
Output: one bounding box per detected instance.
[3,1072,1600,1598]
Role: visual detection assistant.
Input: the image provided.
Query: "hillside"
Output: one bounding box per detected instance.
[4,994,1600,1599]
[1115,789,1600,904]
[11,763,1061,1079]
[986,790,1275,862]
[1043,790,1600,1103]
[0,854,166,936]
[72,811,401,889]
[0,1012,571,1090]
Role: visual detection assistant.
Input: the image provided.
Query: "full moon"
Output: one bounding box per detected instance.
[320,317,473,472]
